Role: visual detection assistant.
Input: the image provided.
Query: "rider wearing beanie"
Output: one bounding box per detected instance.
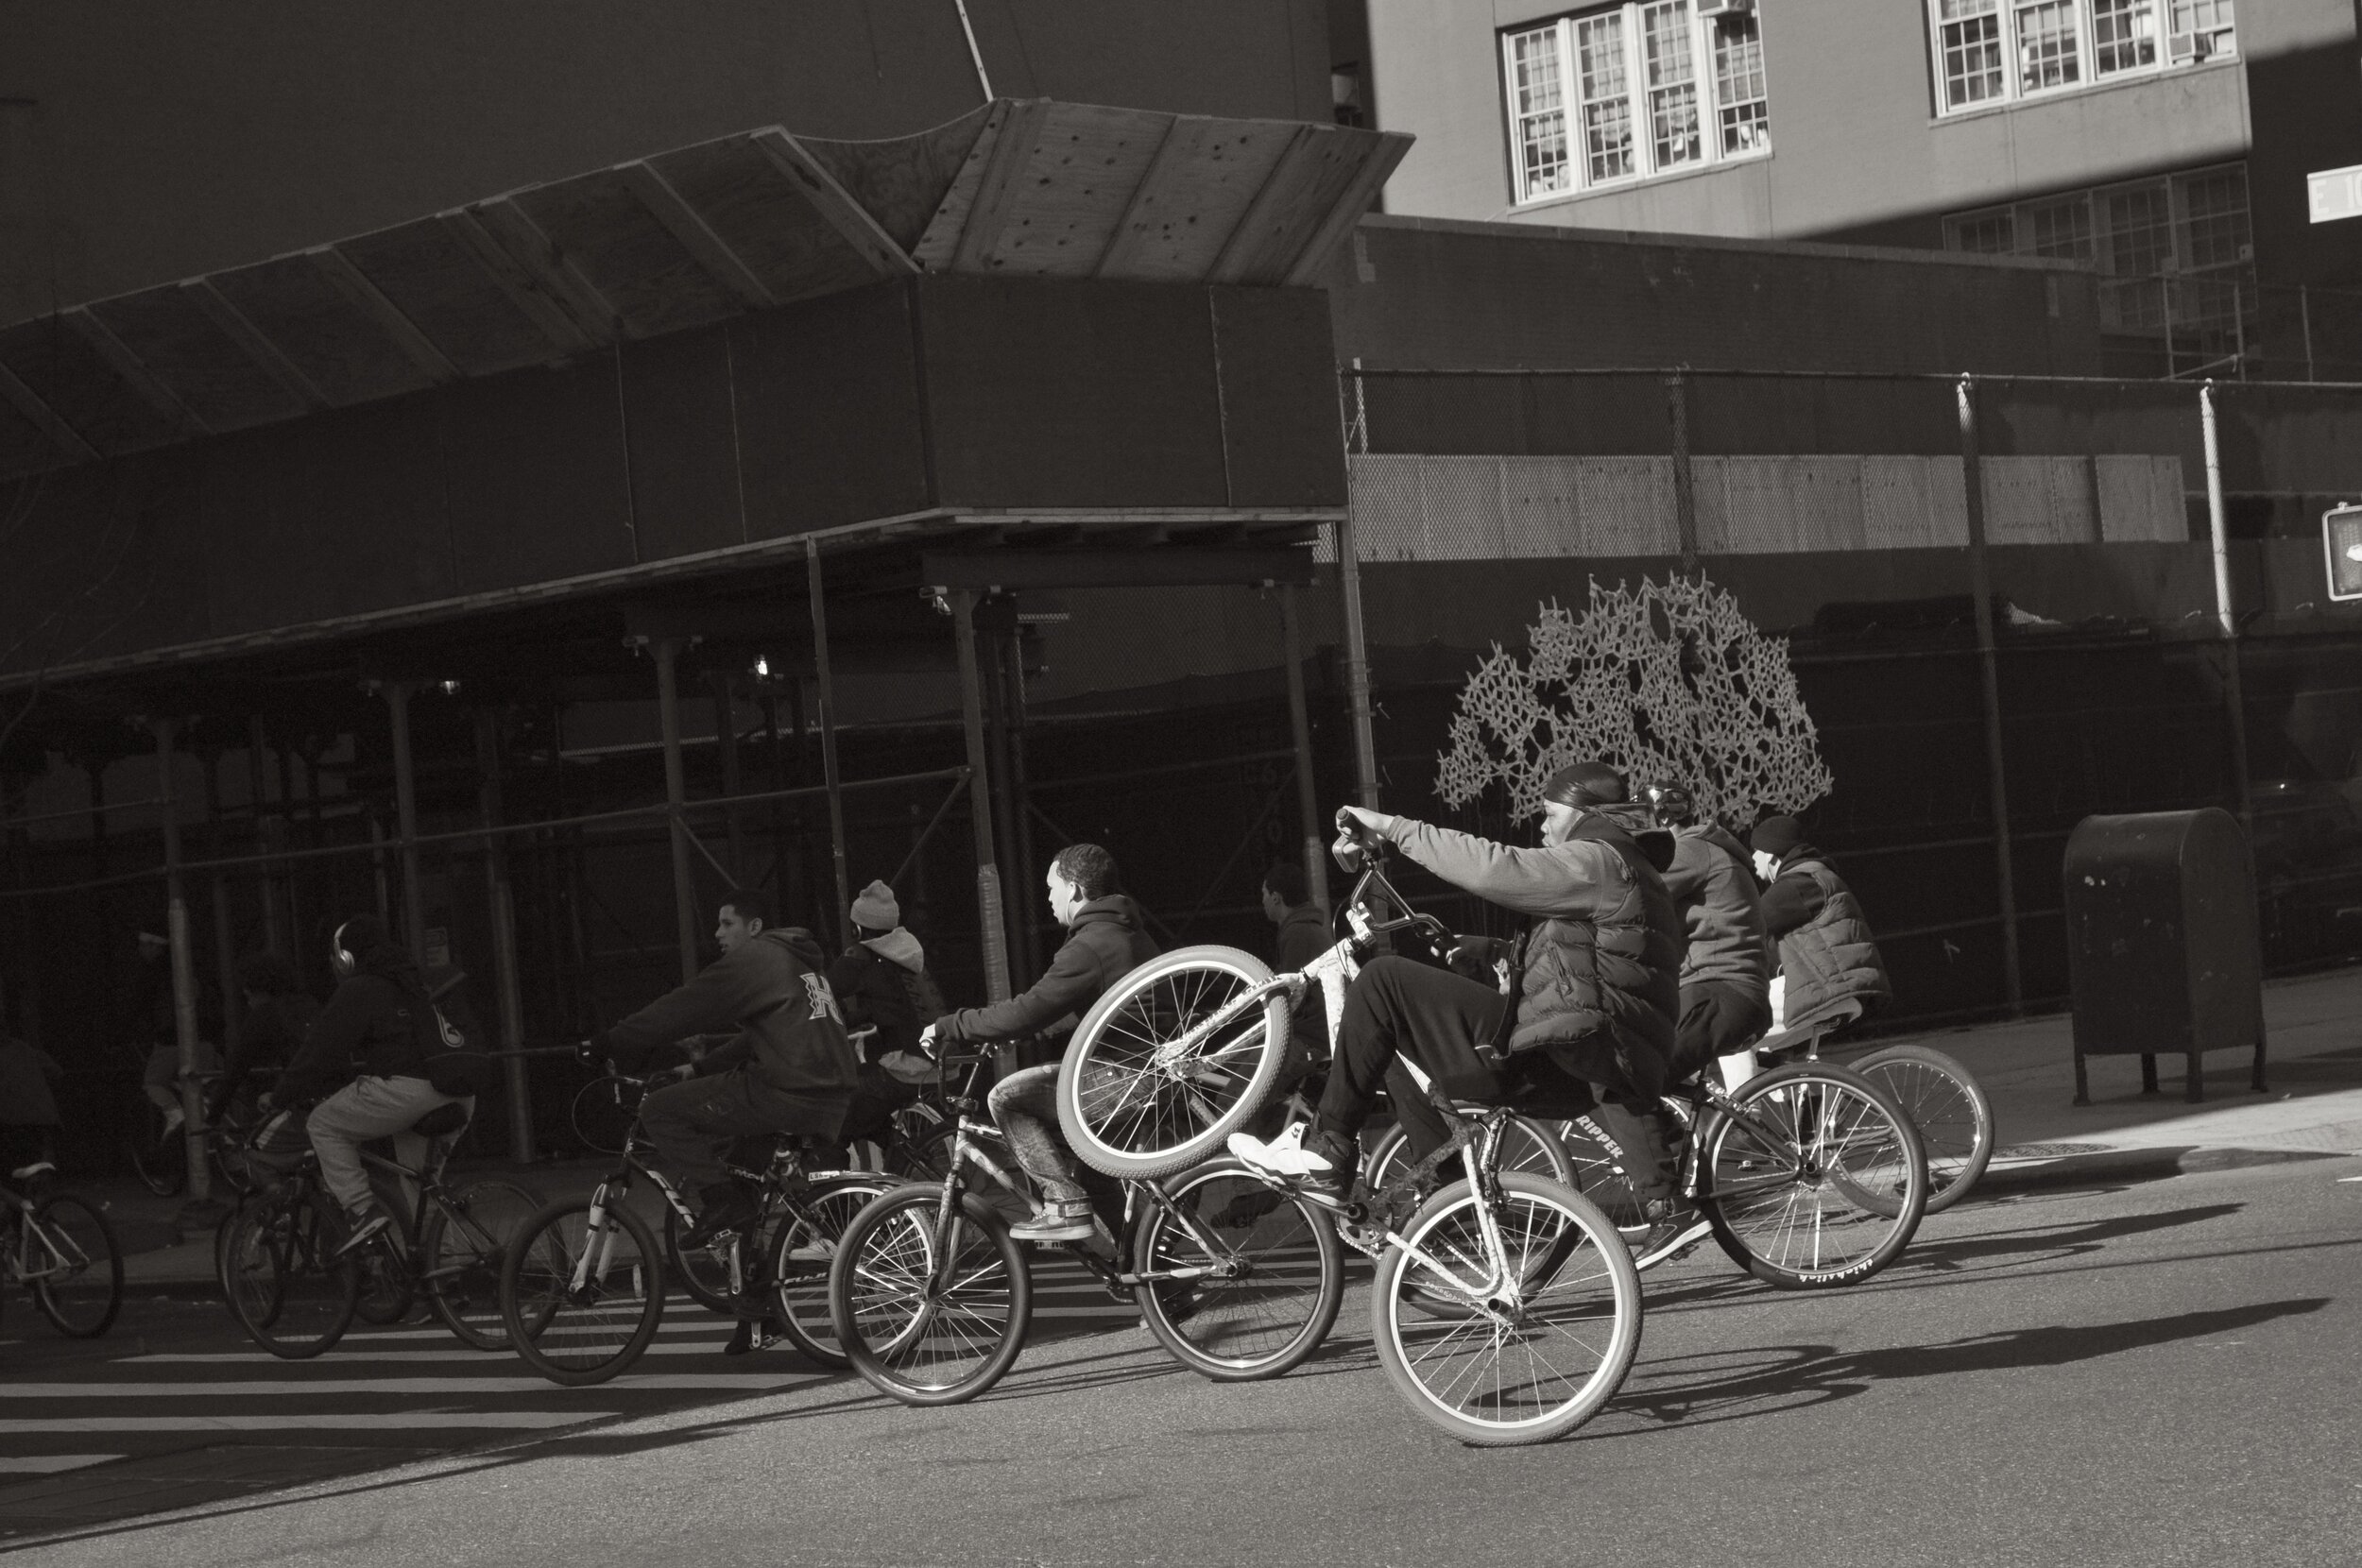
[1751,816,1892,1028]
[1233,760,1685,1238]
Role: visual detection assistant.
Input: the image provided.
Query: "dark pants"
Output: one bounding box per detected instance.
[834,1063,921,1152]
[1313,956,1673,1203]
[637,1067,850,1192]
[1670,980,1773,1084]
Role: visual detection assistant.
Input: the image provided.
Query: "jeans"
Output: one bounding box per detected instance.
[306,1074,472,1217]
[637,1066,850,1192]
[987,1064,1081,1197]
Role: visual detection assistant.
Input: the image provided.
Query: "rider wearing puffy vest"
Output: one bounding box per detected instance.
[1231,760,1685,1214]
[1750,815,1892,1027]
[1639,784,1773,1082]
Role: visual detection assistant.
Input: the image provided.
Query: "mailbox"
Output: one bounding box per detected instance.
[2063,808,2267,1104]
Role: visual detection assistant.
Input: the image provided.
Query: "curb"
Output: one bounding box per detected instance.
[1975,1143,2348,1194]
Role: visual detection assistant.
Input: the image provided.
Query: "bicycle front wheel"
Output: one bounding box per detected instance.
[501,1197,666,1387]
[568,1078,637,1155]
[221,1190,361,1358]
[1699,1063,1926,1290]
[1371,1173,1642,1447]
[419,1178,545,1351]
[830,1186,1031,1406]
[766,1175,896,1369]
[1056,946,1292,1181]
[28,1195,125,1338]
[1850,1045,1993,1214]
[1133,1158,1343,1382]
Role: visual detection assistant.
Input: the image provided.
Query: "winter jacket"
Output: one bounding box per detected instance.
[0,1037,62,1127]
[274,948,444,1104]
[933,895,1160,1047]
[1378,815,1683,1097]
[1762,844,1891,1023]
[1664,824,1771,997]
[597,927,861,1099]
[828,928,939,1061]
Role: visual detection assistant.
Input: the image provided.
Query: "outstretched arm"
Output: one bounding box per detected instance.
[1380,817,1616,917]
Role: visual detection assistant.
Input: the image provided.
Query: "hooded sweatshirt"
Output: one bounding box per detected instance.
[275,945,442,1103]
[597,927,861,1099]
[828,927,939,1060]
[933,895,1160,1047]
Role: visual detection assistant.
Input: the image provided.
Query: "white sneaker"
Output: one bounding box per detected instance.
[1227,1122,1350,1186]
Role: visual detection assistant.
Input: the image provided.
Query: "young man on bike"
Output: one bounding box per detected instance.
[1750,815,1892,1028]
[584,889,860,1246]
[918,844,1158,1244]
[1619,782,1772,1262]
[1232,762,1686,1239]
[271,915,474,1254]
[827,878,944,1153]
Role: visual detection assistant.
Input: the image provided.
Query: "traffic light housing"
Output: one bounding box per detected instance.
[2325,504,2362,603]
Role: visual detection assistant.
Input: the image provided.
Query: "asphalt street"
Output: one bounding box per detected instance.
[5,1142,2358,1567]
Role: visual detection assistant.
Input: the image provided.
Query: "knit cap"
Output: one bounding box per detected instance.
[850,879,899,931]
[1750,816,1806,858]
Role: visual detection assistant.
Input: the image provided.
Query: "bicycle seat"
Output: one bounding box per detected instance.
[1755,995,1866,1057]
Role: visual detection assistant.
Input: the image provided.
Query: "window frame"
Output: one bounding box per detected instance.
[1501,1,1772,208]
[1927,0,2234,117]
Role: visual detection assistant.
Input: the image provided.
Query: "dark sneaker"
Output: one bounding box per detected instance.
[724,1315,787,1356]
[1227,1123,1354,1203]
[1633,1202,1712,1270]
[1010,1196,1097,1244]
[1149,1279,1200,1325]
[683,1184,760,1248]
[332,1204,393,1258]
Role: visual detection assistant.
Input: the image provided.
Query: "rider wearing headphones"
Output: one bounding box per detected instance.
[271,915,474,1254]
[1231,761,1686,1234]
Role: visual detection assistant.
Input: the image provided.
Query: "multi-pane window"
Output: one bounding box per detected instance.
[2024,196,2094,260]
[1927,0,2233,113]
[1504,3,1772,204]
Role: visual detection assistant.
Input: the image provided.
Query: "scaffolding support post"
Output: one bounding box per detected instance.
[246,716,285,956]
[709,674,746,879]
[2199,382,2253,826]
[152,718,212,1202]
[651,638,701,986]
[474,708,536,1163]
[1956,376,2024,1015]
[1336,507,1379,810]
[950,588,1013,1003]
[1278,584,1330,911]
[383,682,429,962]
[806,538,852,950]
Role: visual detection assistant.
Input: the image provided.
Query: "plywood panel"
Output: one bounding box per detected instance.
[1209,285,1344,507]
[0,317,185,455]
[513,170,741,339]
[1211,127,1372,285]
[1414,456,1507,559]
[982,103,1171,279]
[85,282,306,433]
[912,101,1012,270]
[1345,455,1431,561]
[1863,455,1969,548]
[649,137,881,306]
[210,254,435,407]
[801,103,990,253]
[1980,455,2064,545]
[339,219,556,376]
[1573,458,1677,556]
[620,326,745,561]
[1093,117,1295,282]
[2099,454,2189,542]
[443,356,635,592]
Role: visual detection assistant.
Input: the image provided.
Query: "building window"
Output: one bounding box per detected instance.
[1927,0,2232,113]
[1504,2,1772,204]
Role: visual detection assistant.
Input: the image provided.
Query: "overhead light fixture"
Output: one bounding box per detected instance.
[440,680,461,696]
[751,656,771,679]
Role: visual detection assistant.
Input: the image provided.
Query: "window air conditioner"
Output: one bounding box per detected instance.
[1697,0,1755,15]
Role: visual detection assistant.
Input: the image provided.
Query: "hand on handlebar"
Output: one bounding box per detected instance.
[1331,805,1395,871]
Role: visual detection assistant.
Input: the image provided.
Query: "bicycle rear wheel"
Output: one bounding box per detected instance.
[1553,1116,1649,1233]
[126,1114,186,1197]
[1367,1113,1574,1195]
[501,1196,665,1387]
[1699,1063,1926,1290]
[1850,1045,1993,1214]
[1056,946,1292,1181]
[1371,1173,1642,1446]
[766,1175,895,1368]
[221,1189,361,1358]
[27,1195,124,1338]
[662,1202,745,1317]
[419,1178,544,1351]
[830,1186,1031,1406]
[1134,1158,1343,1382]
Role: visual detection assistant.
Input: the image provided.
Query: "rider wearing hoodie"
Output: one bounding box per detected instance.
[587,889,860,1243]
[921,844,1159,1243]
[828,879,944,1145]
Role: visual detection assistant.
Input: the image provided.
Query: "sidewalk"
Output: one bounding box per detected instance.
[1847,963,2362,1179]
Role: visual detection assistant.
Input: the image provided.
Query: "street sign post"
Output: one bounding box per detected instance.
[2307,164,2362,224]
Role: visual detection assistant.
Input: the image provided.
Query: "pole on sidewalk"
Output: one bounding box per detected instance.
[1337,448,1379,807]
[246,716,285,956]
[709,674,746,880]
[1958,376,2024,1015]
[153,719,212,1204]
[1278,584,1329,912]
[383,682,428,963]
[950,588,1012,1004]
[2199,382,2253,830]
[474,708,536,1163]
[806,538,852,950]
[651,638,701,986]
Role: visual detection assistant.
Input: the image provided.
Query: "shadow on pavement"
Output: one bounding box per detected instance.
[1601,1296,2330,1438]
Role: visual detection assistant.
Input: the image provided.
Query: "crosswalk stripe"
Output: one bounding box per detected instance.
[0,1373,820,1398]
[0,1414,608,1434]
[0,1455,121,1474]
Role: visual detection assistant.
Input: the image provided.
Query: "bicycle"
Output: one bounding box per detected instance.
[498,1114,894,1387]
[216,1103,544,1358]
[828,1047,1344,1406]
[1756,995,1994,1215]
[1,1174,124,1338]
